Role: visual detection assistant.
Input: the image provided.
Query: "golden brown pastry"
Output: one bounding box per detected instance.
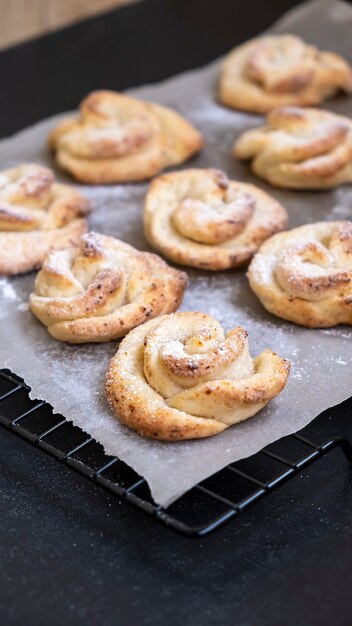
[234,107,352,189]
[105,312,290,441]
[219,34,352,113]
[248,221,352,328]
[144,168,287,270]
[30,231,188,343]
[48,90,203,184]
[0,163,90,275]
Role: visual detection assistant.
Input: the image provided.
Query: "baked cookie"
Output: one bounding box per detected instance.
[144,168,287,270]
[234,107,352,189]
[0,163,90,275]
[219,34,352,113]
[30,231,188,343]
[105,311,290,441]
[248,221,352,328]
[48,90,203,184]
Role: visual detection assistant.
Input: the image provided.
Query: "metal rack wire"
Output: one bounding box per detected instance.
[1,368,352,537]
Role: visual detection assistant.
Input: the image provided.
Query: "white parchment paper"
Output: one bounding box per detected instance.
[0,0,351,506]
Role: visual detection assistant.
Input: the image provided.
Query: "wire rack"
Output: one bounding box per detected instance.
[1,368,352,537]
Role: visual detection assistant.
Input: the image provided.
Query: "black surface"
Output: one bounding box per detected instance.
[0,0,303,137]
[1,0,352,624]
[4,369,351,538]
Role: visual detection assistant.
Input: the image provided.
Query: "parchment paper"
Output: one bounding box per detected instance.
[0,0,351,507]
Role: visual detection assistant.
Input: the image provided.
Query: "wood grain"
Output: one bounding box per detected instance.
[0,0,139,49]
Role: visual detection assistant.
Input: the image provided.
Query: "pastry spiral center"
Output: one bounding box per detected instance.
[245,36,318,93]
[269,108,351,154]
[172,189,255,244]
[160,328,248,380]
[0,167,53,206]
[275,240,351,301]
[63,114,158,159]
[0,166,57,232]
[143,314,254,399]
[35,233,129,319]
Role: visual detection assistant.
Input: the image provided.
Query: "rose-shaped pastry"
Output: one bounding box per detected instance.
[30,232,188,343]
[105,312,290,441]
[144,168,287,270]
[219,34,352,113]
[0,164,90,275]
[48,90,203,184]
[234,107,352,189]
[248,221,352,328]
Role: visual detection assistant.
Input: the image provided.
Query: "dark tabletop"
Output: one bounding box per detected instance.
[1,1,352,625]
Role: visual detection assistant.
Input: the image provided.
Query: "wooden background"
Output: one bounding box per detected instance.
[0,0,139,49]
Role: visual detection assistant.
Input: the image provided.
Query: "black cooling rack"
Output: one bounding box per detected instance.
[1,368,351,537]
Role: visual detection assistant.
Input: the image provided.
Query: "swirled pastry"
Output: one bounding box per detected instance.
[144,168,287,270]
[219,34,352,113]
[248,221,352,328]
[30,232,188,343]
[0,164,90,275]
[234,107,352,189]
[48,90,203,184]
[105,312,290,441]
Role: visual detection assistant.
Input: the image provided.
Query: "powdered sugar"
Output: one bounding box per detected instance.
[0,278,18,301]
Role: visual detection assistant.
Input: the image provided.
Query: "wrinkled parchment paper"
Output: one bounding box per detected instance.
[0,0,351,506]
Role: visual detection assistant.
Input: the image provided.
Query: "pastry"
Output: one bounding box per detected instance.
[219,34,352,113]
[234,107,352,189]
[48,90,203,184]
[248,221,352,328]
[0,163,90,275]
[105,311,290,441]
[144,168,287,270]
[30,231,188,343]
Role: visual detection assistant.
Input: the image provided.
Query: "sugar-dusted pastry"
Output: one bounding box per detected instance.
[219,34,352,113]
[0,164,90,276]
[48,90,203,184]
[105,312,290,441]
[30,231,188,343]
[234,107,352,189]
[144,168,287,271]
[248,221,352,328]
